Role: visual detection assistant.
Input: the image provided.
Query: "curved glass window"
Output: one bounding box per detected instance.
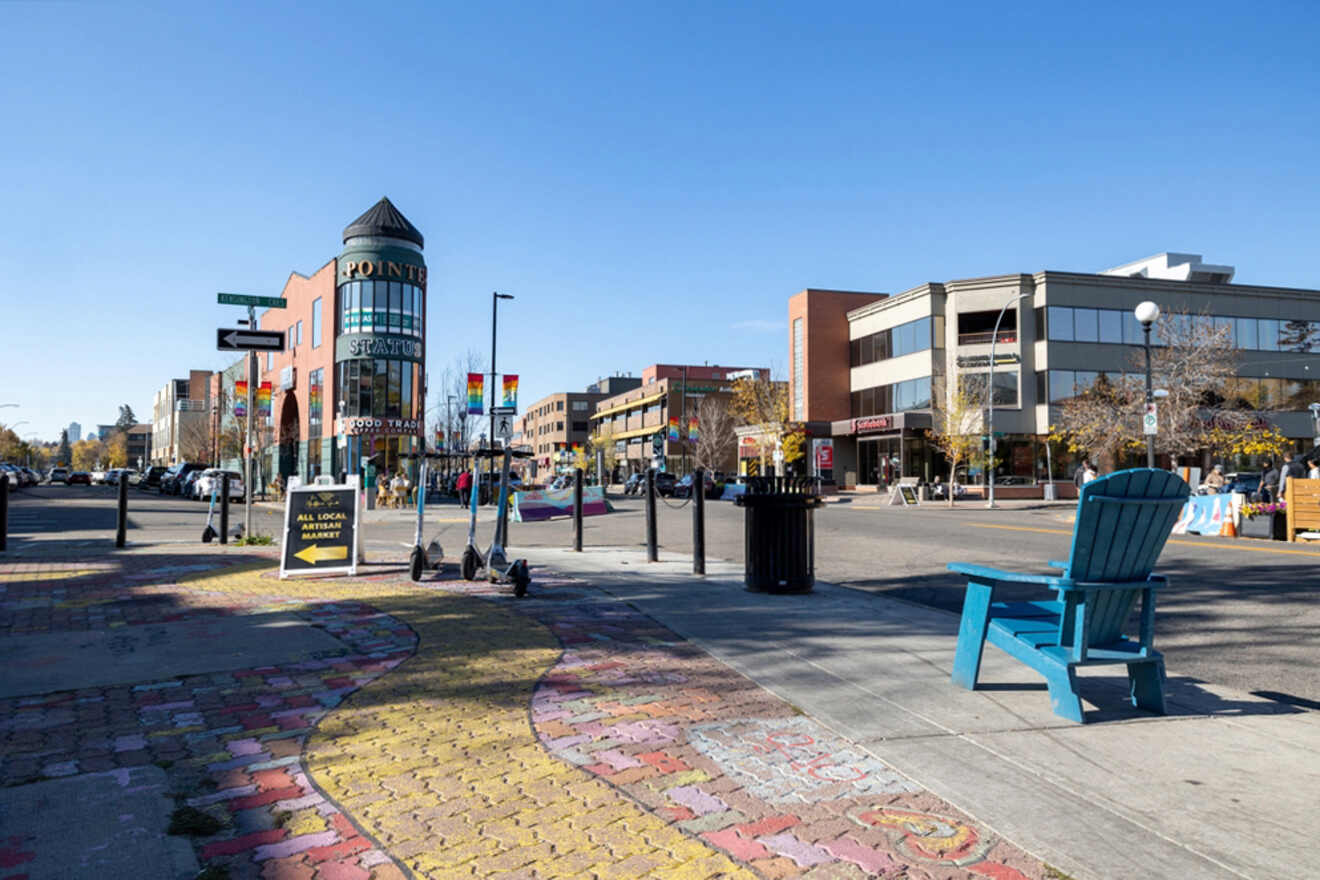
[339,279,425,337]
[336,359,421,421]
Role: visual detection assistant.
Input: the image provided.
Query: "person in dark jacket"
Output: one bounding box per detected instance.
[1073,459,1092,488]
[1260,460,1279,502]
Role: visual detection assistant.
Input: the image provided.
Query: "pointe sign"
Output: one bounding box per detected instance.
[279,477,360,578]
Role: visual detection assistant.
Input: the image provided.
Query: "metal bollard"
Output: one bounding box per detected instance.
[115,476,128,548]
[220,473,230,545]
[572,468,584,552]
[692,467,705,575]
[0,474,8,554]
[645,468,658,562]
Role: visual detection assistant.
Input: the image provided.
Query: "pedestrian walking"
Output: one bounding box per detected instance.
[1082,462,1099,485]
[1279,452,1305,498]
[1073,458,1092,488]
[456,468,472,507]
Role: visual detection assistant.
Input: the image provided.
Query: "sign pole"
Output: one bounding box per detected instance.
[245,304,255,541]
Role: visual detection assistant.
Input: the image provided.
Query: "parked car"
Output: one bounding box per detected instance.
[673,472,717,499]
[180,469,206,499]
[67,471,91,485]
[1225,471,1262,496]
[654,472,677,497]
[48,466,70,484]
[0,465,17,490]
[7,465,35,487]
[23,467,43,485]
[91,469,108,484]
[192,469,245,502]
[160,462,206,495]
[138,465,168,490]
[105,469,122,485]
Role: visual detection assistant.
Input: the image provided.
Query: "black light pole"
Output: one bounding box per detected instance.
[490,292,514,497]
[1135,301,1161,469]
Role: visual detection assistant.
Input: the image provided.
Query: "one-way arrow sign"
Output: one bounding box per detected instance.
[217,328,285,352]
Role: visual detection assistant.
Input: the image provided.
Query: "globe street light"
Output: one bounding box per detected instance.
[986,291,1030,509]
[1134,301,1161,468]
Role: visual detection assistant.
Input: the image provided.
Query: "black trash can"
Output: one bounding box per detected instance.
[735,477,824,593]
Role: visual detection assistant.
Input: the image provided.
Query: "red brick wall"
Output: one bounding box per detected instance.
[256,260,337,444]
[789,289,886,423]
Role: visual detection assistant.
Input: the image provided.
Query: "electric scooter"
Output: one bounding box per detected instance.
[460,448,531,596]
[408,457,446,581]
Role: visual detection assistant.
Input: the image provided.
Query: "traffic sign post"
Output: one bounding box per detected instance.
[1143,403,1158,436]
[217,328,285,352]
[218,293,287,309]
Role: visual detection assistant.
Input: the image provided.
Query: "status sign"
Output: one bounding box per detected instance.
[279,479,360,578]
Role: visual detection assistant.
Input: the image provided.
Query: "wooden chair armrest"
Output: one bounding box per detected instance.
[1047,560,1069,570]
[1047,574,1168,593]
[946,562,1066,586]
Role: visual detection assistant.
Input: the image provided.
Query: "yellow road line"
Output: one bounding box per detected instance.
[969,522,1320,557]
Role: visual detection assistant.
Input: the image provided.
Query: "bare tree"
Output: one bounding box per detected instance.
[1053,309,1248,467]
[430,349,487,449]
[693,397,736,474]
[177,415,213,463]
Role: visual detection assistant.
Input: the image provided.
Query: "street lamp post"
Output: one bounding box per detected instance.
[986,292,1030,509]
[490,292,514,495]
[1135,301,1162,469]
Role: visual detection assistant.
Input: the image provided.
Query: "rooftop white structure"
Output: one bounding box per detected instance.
[1101,252,1235,284]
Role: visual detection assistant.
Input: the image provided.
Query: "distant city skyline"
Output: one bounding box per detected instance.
[3,2,1318,439]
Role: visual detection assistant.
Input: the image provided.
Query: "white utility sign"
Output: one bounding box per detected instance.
[1143,403,1158,435]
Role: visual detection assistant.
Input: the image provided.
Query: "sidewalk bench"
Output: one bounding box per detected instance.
[948,468,1190,722]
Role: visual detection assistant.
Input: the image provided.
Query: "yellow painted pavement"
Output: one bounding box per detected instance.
[184,563,754,879]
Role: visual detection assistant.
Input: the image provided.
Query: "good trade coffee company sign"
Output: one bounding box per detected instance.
[280,481,360,578]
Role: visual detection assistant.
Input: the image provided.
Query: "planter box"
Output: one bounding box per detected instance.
[1240,512,1286,541]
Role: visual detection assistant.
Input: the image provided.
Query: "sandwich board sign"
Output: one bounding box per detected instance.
[280,475,360,578]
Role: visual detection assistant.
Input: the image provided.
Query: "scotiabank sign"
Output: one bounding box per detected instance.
[851,416,893,434]
[339,417,420,436]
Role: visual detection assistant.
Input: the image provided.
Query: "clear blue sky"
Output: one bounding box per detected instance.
[3,0,1318,442]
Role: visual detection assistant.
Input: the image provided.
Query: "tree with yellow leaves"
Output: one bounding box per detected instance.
[927,380,984,506]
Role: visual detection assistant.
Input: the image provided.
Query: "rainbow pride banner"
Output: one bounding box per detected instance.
[687,416,699,442]
[234,380,247,418]
[502,374,518,409]
[435,429,445,451]
[257,382,272,418]
[668,415,680,442]
[467,373,484,415]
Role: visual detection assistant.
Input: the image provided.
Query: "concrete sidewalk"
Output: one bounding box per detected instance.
[519,546,1318,880]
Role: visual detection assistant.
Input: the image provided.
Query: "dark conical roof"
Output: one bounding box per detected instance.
[342,197,424,248]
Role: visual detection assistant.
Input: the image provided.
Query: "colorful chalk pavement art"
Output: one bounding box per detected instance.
[517,576,1048,879]
[0,553,415,880]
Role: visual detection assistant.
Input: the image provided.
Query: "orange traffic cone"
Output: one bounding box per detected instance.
[1221,517,1237,538]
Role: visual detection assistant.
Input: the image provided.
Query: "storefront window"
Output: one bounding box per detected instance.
[387,361,401,417]
[401,364,413,418]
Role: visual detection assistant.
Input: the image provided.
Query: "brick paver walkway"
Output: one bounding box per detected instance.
[0,549,1054,879]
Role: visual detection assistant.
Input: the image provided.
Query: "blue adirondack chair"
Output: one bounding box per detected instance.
[948,468,1190,722]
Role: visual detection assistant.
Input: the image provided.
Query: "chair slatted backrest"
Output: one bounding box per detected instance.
[1065,469,1190,645]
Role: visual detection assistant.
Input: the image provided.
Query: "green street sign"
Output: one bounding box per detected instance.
[217,292,287,308]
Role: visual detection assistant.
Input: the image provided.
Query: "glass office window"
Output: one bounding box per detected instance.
[373,283,388,329]
[401,364,412,418]
[360,283,374,331]
[1212,316,1234,346]
[295,320,303,346]
[1073,308,1098,342]
[1192,314,1213,337]
[1074,371,1098,396]
[372,359,388,417]
[1122,311,1143,344]
[912,375,932,409]
[1098,310,1123,344]
[312,298,322,347]
[1049,370,1074,403]
[386,361,401,417]
[992,371,1018,407]
[1048,306,1074,341]
[1258,319,1279,351]
[1236,317,1258,351]
[357,361,371,415]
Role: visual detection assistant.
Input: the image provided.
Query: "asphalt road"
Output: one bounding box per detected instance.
[7,484,1318,706]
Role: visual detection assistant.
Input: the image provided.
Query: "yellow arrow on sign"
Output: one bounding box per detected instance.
[294,544,348,565]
